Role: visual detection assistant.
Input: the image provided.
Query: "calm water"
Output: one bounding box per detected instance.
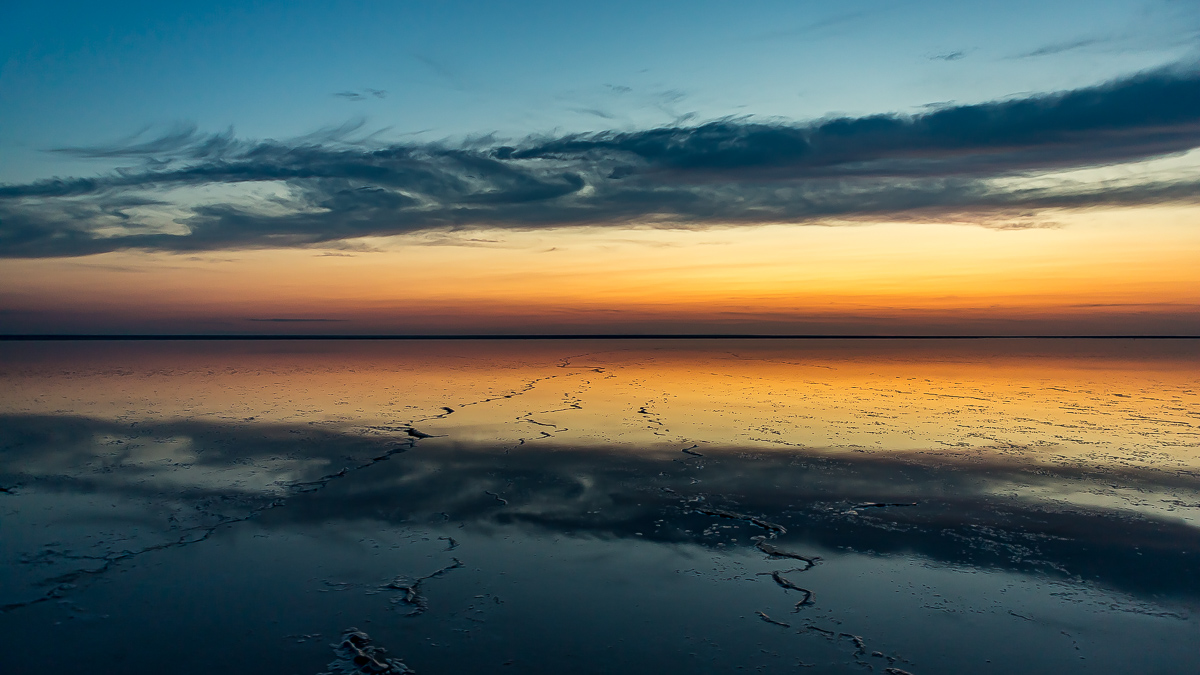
[1,339,1198,674]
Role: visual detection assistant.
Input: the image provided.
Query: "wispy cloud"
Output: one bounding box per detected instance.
[929,50,966,61]
[412,53,468,90]
[334,89,388,101]
[757,7,883,40]
[2,67,1199,258]
[1016,37,1108,58]
[569,107,617,120]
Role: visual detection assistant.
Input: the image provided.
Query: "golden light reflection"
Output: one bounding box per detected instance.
[3,339,1196,475]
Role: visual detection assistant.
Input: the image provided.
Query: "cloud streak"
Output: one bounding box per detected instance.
[2,67,1199,257]
[1016,37,1107,58]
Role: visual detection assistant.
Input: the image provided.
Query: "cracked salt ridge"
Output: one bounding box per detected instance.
[320,628,414,675]
[762,571,815,609]
[288,441,415,493]
[753,537,821,569]
[4,434,420,614]
[0,500,282,613]
[751,536,820,610]
[360,426,435,439]
[693,506,786,535]
[383,558,464,616]
[756,610,791,628]
[454,373,564,409]
[802,623,910,671]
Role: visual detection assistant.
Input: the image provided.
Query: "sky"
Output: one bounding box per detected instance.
[1,0,1198,335]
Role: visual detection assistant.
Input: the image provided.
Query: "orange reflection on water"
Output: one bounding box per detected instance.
[2,339,1196,473]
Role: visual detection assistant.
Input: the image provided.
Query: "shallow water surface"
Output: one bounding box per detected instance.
[1,339,1198,673]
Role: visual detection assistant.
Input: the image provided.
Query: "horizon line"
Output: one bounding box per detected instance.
[2,334,1198,341]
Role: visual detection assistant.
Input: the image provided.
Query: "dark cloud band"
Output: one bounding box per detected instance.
[1,67,1199,258]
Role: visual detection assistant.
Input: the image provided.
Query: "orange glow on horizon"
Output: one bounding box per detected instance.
[1,205,1198,334]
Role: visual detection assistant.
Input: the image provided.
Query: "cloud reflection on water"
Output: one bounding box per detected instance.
[2,413,1197,605]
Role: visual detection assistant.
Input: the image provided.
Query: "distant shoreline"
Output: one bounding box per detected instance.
[2,335,1197,341]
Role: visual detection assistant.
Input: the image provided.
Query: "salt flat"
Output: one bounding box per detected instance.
[1,339,1197,673]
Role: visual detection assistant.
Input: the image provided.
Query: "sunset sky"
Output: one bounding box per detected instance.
[2,0,1198,335]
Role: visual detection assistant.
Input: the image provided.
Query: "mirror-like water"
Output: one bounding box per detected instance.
[1,339,1197,673]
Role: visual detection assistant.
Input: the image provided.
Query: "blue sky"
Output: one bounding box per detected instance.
[2,1,1199,335]
[3,0,1197,184]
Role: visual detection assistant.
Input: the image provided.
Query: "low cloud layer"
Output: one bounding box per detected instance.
[2,67,1199,258]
